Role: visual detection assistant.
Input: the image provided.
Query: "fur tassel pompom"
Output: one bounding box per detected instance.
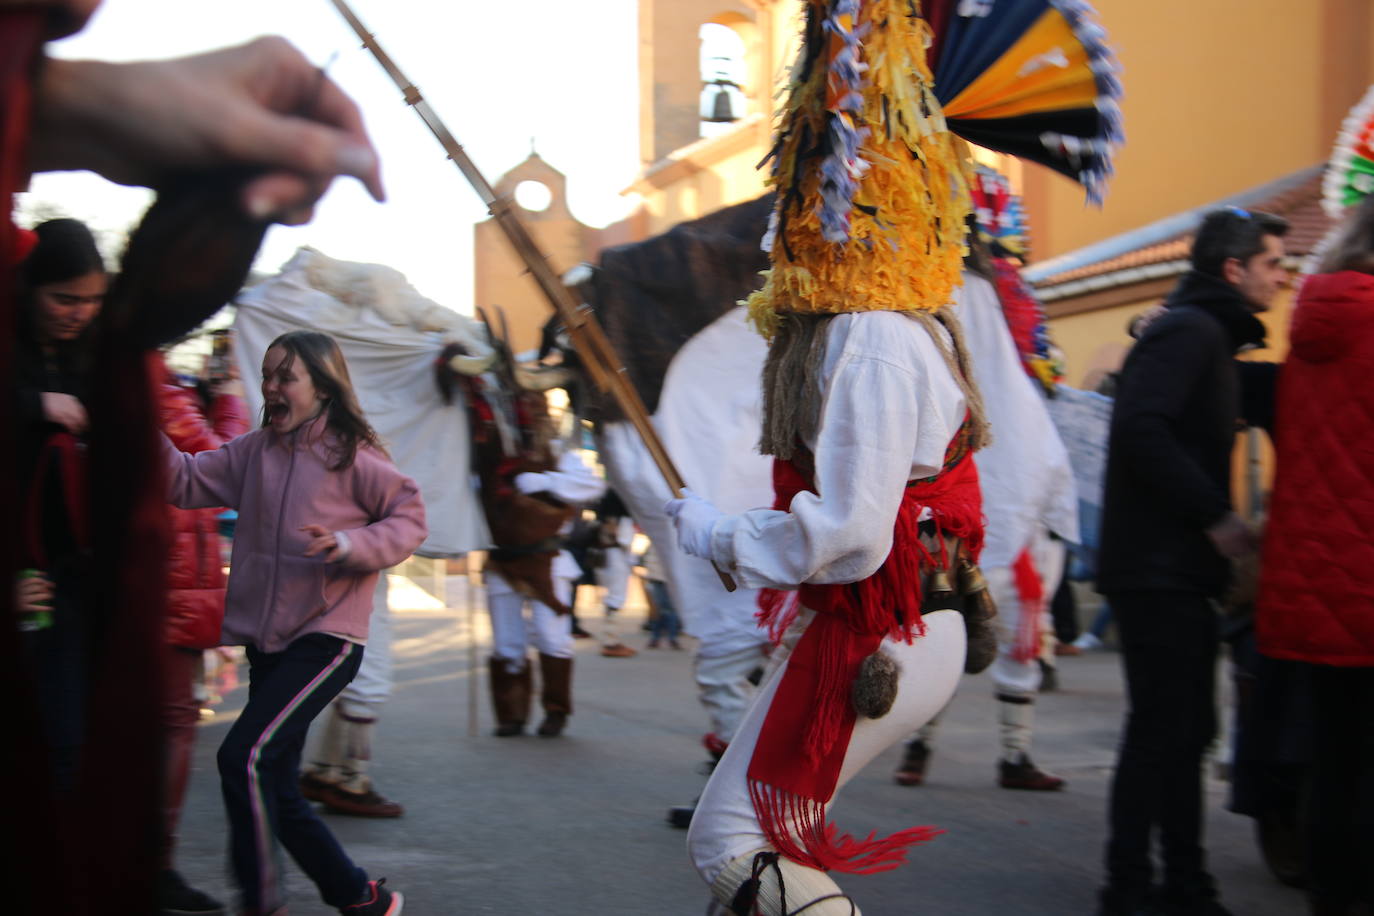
[852,649,901,719]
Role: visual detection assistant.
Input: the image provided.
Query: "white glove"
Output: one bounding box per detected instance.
[513,472,547,495]
[665,488,724,560]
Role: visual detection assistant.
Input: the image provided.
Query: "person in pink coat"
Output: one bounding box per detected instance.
[163,330,424,916]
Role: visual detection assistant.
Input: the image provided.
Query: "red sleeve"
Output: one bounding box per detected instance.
[206,390,250,444]
[155,354,249,454]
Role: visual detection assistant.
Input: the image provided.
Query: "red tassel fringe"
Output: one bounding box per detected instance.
[748,780,945,875]
[745,444,983,873]
[1010,548,1044,663]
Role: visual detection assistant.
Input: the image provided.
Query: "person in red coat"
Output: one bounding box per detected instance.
[155,349,249,915]
[1256,193,1374,915]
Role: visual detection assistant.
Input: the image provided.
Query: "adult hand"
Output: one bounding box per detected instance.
[31,37,384,225]
[301,524,344,562]
[15,572,54,613]
[664,488,724,560]
[1206,511,1257,561]
[41,391,88,434]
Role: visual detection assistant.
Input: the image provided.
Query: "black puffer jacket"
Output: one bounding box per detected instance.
[1097,271,1268,597]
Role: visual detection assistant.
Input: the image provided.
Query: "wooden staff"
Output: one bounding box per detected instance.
[465,554,480,738]
[331,0,736,592]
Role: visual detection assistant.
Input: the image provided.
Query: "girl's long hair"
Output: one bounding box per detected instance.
[263,330,385,470]
[1319,193,1374,276]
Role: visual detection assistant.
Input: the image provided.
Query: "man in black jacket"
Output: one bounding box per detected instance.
[1096,207,1289,916]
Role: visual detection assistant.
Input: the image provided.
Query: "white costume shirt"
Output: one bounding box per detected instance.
[949,273,1078,567]
[709,311,967,590]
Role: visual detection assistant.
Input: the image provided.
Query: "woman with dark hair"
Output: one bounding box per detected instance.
[17,218,105,440]
[1256,193,1374,915]
[14,217,107,786]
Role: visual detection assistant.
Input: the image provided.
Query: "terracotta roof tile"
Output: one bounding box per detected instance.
[1033,168,1333,289]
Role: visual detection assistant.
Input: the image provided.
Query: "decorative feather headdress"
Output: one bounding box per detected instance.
[747,0,1123,339]
[747,0,972,338]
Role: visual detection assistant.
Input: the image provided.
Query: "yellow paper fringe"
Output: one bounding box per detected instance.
[747,0,972,339]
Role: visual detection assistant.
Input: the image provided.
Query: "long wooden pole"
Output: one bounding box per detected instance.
[331,0,735,592]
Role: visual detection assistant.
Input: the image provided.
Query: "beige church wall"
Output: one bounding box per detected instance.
[1024,0,1370,264]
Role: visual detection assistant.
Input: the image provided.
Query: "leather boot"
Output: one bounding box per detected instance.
[321,716,405,817]
[894,738,931,787]
[537,653,573,737]
[301,701,348,799]
[489,656,532,736]
[997,697,1065,790]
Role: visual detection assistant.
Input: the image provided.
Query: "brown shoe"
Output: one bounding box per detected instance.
[321,785,405,818]
[894,739,930,786]
[998,755,1066,791]
[537,712,568,737]
[601,643,637,658]
[299,770,337,803]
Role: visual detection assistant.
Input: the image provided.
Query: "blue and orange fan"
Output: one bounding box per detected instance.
[925,0,1123,203]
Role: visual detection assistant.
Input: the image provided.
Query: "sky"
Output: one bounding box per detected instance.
[21,0,643,316]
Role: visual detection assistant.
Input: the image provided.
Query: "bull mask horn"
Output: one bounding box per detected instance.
[447,347,498,376]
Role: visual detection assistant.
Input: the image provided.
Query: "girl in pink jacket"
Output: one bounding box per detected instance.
[163,330,424,916]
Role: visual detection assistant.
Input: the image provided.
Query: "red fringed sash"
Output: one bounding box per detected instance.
[749,443,984,874]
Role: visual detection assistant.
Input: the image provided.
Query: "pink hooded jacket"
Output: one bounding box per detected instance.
[162,415,427,653]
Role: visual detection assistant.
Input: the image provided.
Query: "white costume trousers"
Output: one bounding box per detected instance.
[599,544,632,610]
[987,529,1066,699]
[694,644,768,744]
[337,574,393,720]
[688,608,966,885]
[487,571,574,671]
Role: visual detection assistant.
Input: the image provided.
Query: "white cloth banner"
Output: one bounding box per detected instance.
[232,248,490,557]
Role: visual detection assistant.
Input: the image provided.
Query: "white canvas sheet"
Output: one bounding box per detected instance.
[232,248,490,557]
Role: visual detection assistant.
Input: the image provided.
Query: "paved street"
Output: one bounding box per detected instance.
[173,578,1306,915]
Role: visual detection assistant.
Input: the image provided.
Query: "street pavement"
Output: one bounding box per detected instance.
[173,577,1307,915]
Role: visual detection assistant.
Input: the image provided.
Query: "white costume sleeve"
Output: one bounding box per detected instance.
[709,312,966,590]
[524,449,607,506]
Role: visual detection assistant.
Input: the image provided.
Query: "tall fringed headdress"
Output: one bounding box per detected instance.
[747,0,972,338]
[747,0,1123,338]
